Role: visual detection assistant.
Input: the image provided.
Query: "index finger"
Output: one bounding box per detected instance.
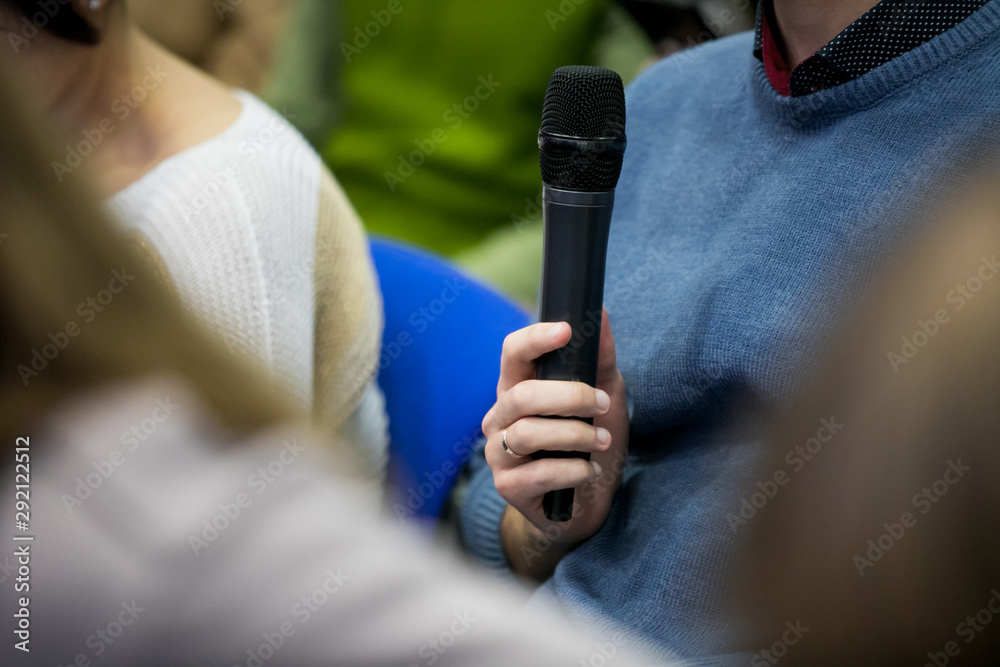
[498,322,572,394]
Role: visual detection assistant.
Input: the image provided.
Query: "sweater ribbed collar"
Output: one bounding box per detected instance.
[749,0,1000,126]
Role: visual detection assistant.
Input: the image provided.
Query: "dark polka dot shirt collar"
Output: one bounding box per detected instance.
[753,0,991,97]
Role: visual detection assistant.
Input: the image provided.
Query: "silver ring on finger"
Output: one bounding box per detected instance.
[501,429,523,457]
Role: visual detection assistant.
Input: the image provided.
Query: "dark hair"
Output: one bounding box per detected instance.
[5,0,99,44]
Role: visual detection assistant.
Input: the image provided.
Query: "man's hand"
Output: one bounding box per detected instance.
[482,309,628,581]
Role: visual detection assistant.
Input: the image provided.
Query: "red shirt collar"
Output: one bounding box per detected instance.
[760,5,792,97]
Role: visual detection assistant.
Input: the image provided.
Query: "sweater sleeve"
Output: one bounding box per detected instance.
[312,165,386,472]
[458,438,512,573]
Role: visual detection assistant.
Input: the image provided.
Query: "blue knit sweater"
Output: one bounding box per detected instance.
[460,2,1000,660]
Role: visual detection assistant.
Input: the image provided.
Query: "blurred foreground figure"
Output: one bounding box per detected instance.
[0,79,653,667]
[736,164,1000,665]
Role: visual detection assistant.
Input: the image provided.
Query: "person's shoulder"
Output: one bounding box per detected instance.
[626,32,754,112]
[114,91,324,224]
[219,91,322,173]
[112,92,320,208]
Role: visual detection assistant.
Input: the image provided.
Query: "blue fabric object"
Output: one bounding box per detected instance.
[371,238,531,521]
[459,3,1000,660]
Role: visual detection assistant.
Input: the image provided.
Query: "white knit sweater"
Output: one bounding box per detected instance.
[108,91,386,469]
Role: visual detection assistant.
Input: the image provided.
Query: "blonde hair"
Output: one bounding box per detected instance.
[0,73,293,448]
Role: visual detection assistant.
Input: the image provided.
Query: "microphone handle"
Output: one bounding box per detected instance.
[536,185,614,522]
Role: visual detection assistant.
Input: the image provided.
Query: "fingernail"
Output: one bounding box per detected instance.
[591,462,603,478]
[549,323,564,339]
[595,390,610,411]
[596,427,611,445]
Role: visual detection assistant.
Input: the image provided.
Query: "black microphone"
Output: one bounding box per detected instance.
[534,66,626,522]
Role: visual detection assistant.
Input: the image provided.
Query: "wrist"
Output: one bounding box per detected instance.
[501,505,576,581]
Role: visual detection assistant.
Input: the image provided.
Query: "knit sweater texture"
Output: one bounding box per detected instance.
[459,2,1000,659]
[109,91,386,471]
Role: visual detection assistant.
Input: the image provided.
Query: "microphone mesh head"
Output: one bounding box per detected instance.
[539,66,626,191]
